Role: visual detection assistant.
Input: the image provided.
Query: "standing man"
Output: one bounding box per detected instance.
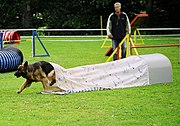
[106,2,131,60]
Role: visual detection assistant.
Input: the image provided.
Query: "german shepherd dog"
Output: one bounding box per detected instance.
[14,61,59,94]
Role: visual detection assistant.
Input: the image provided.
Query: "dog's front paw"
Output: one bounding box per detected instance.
[16,90,21,94]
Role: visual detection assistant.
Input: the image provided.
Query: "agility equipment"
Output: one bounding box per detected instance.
[128,14,148,45]
[130,14,148,35]
[1,31,20,44]
[39,53,172,95]
[32,30,50,57]
[0,32,2,49]
[0,46,23,73]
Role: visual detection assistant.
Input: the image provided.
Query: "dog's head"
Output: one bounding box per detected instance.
[14,61,28,78]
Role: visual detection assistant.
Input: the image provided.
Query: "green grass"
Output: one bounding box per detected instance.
[0,36,179,126]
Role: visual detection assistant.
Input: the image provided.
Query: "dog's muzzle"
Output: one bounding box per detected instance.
[14,72,21,78]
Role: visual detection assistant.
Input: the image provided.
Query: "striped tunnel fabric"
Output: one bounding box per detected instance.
[2,31,20,41]
[0,46,23,73]
[0,51,21,72]
[1,31,20,44]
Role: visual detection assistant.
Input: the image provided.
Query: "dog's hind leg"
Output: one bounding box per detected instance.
[17,79,32,94]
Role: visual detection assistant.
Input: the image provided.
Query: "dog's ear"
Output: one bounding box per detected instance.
[24,61,28,67]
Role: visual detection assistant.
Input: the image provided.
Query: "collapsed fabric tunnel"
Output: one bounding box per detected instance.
[0,46,23,73]
[40,53,172,95]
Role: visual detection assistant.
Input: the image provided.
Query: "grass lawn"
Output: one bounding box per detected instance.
[0,36,179,126]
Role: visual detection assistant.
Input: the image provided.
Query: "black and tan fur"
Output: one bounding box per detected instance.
[14,61,62,94]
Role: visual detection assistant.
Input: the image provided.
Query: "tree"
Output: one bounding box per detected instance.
[0,0,24,28]
[0,0,179,29]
